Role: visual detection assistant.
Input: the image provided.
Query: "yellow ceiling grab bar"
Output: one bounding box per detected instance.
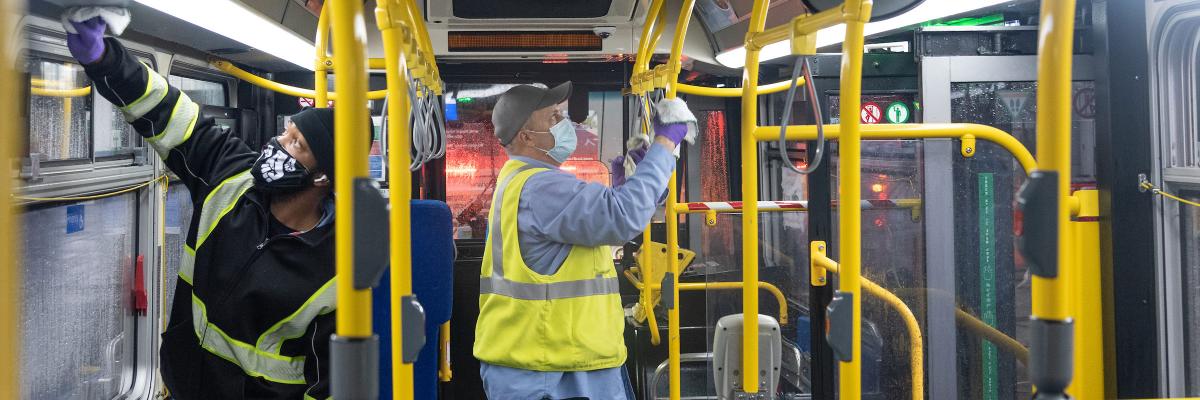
[211,60,387,101]
[675,77,805,97]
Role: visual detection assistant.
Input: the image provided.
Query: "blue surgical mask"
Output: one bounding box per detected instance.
[532,118,577,164]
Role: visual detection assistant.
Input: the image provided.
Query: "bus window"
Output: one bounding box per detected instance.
[92,90,141,159]
[27,58,92,162]
[20,194,136,399]
[168,74,227,107]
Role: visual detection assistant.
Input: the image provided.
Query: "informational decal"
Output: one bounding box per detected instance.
[66,204,85,234]
[996,90,1031,121]
[885,101,910,123]
[979,173,997,400]
[860,101,882,124]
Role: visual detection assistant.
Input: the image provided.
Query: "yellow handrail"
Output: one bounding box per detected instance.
[674,77,804,97]
[331,0,372,338]
[620,268,789,325]
[955,308,1030,365]
[210,60,387,101]
[314,4,330,106]
[754,123,1038,174]
[1030,0,1077,398]
[736,0,771,391]
[378,0,416,398]
[812,242,921,400]
[0,0,21,395]
[30,85,91,98]
[438,322,452,382]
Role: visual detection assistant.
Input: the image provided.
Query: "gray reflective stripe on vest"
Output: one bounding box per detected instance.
[479,276,620,300]
[256,278,337,354]
[191,294,307,384]
[489,165,538,278]
[146,92,200,159]
[120,62,169,121]
[179,245,196,285]
[196,170,254,248]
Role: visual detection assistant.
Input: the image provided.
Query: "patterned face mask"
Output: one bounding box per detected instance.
[252,137,313,194]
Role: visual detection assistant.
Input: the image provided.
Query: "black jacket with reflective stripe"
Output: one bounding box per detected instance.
[84,38,336,399]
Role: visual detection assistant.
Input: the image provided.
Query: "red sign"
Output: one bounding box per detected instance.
[297,98,335,108]
[860,102,882,124]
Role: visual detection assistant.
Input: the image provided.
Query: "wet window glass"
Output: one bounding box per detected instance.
[27,58,92,162]
[20,194,136,399]
[163,184,195,328]
[93,90,141,158]
[168,75,227,107]
[1179,190,1200,394]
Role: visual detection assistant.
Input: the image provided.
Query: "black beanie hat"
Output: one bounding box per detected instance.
[289,107,375,180]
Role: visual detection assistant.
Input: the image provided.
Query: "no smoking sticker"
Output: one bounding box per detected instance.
[885,102,910,123]
[860,102,882,124]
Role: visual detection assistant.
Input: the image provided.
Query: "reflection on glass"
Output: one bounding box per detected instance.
[168,75,227,107]
[1179,191,1200,395]
[93,93,140,158]
[21,194,135,399]
[164,184,195,328]
[28,59,92,161]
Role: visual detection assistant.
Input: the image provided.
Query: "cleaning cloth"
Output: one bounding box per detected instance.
[62,7,130,36]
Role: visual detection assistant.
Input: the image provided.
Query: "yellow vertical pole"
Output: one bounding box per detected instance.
[664,1,695,399]
[1067,190,1102,399]
[1029,0,1075,398]
[1032,0,1074,325]
[633,0,666,75]
[838,2,871,398]
[377,0,414,397]
[739,0,769,393]
[331,0,372,339]
[315,5,330,107]
[0,0,22,395]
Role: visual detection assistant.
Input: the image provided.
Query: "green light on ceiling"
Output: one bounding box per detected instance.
[922,13,1006,27]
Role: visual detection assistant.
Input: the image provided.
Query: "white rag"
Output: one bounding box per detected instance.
[62,6,131,36]
[623,133,652,178]
[653,97,698,145]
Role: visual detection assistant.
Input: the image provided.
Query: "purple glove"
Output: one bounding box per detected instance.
[67,18,106,65]
[653,122,688,146]
[609,155,626,187]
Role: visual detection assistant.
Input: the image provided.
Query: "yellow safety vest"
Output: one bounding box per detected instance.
[473,160,627,371]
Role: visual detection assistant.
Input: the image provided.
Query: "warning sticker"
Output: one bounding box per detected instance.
[885,102,910,124]
[860,102,882,124]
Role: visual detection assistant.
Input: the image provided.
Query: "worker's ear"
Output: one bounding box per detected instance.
[312,173,330,187]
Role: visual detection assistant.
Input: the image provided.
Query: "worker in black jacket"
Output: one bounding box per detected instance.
[67,18,368,399]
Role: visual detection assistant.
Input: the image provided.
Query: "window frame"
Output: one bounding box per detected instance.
[167,57,236,108]
[19,19,157,201]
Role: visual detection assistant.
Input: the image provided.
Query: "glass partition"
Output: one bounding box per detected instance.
[20,194,136,399]
[27,58,92,162]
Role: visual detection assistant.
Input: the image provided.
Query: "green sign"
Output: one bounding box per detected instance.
[979,173,997,400]
[885,101,910,124]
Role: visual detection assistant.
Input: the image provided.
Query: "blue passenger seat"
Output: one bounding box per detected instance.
[373,199,455,400]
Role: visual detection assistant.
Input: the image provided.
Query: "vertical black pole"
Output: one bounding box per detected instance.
[808,139,835,398]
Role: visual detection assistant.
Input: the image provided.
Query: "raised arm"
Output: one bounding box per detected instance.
[71,20,256,201]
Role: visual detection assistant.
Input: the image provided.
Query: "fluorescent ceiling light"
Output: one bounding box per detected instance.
[134,0,317,70]
[715,0,1013,68]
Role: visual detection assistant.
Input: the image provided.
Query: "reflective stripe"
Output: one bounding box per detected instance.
[191,294,307,384]
[196,170,254,248]
[146,92,200,158]
[256,278,337,354]
[489,165,539,278]
[120,62,169,121]
[179,245,195,285]
[480,276,619,300]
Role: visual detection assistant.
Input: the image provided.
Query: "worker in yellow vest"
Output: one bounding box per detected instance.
[474,82,694,399]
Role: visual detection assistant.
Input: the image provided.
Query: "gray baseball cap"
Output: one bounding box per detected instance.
[492,82,572,146]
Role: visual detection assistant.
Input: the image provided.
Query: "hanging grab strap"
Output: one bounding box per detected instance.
[777,56,825,174]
